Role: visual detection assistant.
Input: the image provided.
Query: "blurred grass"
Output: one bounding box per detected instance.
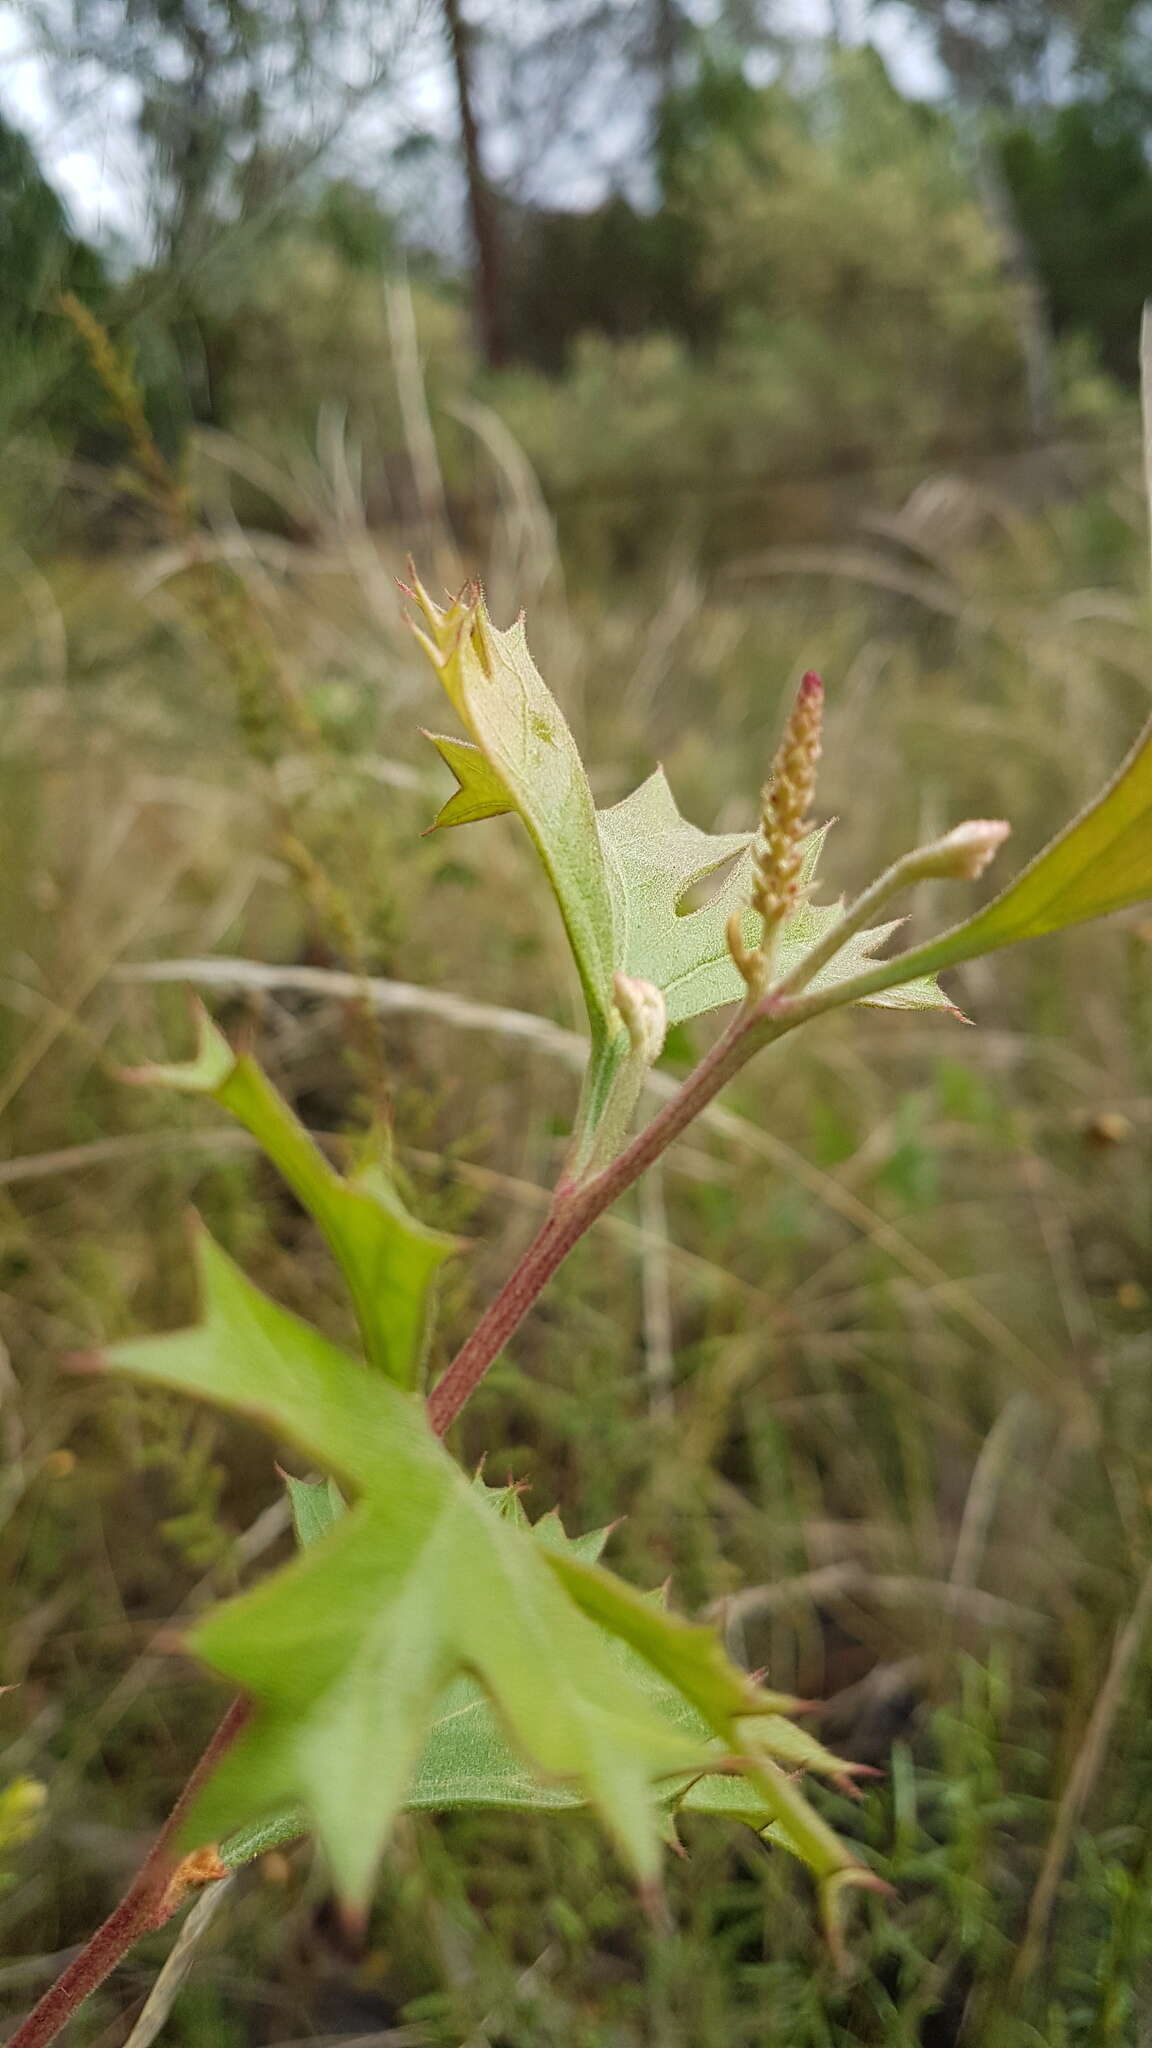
[1,413,1152,2046]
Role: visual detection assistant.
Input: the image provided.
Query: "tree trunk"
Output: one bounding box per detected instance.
[441,0,506,371]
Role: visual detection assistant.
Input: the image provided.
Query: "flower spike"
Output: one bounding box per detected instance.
[751,670,824,944]
[727,671,824,994]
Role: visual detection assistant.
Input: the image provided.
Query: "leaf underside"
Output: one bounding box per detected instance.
[104,1234,867,1909]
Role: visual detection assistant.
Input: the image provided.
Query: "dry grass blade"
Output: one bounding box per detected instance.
[385,275,458,582]
[120,1877,235,2048]
[1015,1558,1152,1984]
[115,957,588,1062]
[0,1130,255,1189]
[723,544,970,621]
[949,1393,1038,1592]
[708,1562,1044,1635]
[1127,312,1152,1168]
[0,845,200,1122]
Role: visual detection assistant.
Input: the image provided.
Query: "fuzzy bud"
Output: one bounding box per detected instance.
[613,973,667,1066]
[915,819,1011,882]
[750,671,824,940]
[726,909,766,994]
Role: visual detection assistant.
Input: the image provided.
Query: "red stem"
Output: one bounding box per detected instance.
[7,1700,249,2048]
[13,989,792,2046]
[428,999,786,1435]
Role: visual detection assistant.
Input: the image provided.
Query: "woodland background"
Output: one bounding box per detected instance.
[2,2,1152,2042]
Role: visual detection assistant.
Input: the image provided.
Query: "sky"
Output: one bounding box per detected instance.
[0,0,943,254]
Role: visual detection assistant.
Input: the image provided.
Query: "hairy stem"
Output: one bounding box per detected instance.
[428,999,789,1435]
[8,1701,249,2048]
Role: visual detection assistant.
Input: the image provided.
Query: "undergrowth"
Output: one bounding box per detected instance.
[1,403,1151,2044]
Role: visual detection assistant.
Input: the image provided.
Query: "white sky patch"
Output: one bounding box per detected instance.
[0,7,146,244]
[0,0,946,258]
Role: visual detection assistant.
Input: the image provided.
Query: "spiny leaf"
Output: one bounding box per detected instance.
[410,581,949,1155]
[423,732,511,828]
[409,1673,586,1813]
[774,897,952,1015]
[104,1235,863,1909]
[409,577,618,1053]
[129,1006,455,1387]
[405,1508,866,1860]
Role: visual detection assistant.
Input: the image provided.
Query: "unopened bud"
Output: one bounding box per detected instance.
[613,973,667,1065]
[726,909,766,995]
[917,819,1010,882]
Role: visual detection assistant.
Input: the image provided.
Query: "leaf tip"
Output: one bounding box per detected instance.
[65,1347,106,1376]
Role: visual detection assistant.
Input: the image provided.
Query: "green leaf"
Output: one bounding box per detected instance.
[755,844,953,1017]
[130,1006,455,1387]
[597,770,756,1027]
[106,1234,863,1909]
[410,580,618,1054]
[284,1472,345,1550]
[597,786,945,1026]
[409,1673,586,1813]
[423,732,512,828]
[406,1512,864,1855]
[410,581,948,1155]
[803,715,1152,1009]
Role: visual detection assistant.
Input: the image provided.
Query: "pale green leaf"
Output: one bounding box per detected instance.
[754,898,954,1016]
[410,579,618,1052]
[597,770,755,1026]
[411,584,947,1118]
[107,1235,858,1908]
[409,1674,584,1813]
[131,1007,455,1387]
[285,1472,345,1550]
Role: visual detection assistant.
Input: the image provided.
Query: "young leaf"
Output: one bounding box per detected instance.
[765,893,952,1017]
[410,580,948,1159]
[792,714,1152,1011]
[102,1232,790,1908]
[129,1006,455,1388]
[410,578,619,1054]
